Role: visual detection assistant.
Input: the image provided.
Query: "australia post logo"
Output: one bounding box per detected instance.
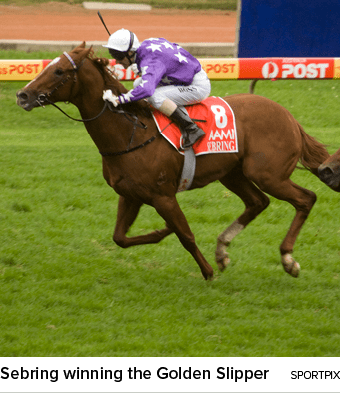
[260,58,333,79]
[0,60,44,81]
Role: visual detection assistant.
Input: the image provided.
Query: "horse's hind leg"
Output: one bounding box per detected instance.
[216,167,270,271]
[113,196,173,248]
[248,177,316,277]
[270,181,316,277]
[152,195,214,280]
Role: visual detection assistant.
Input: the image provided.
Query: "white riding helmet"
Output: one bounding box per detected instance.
[103,28,140,52]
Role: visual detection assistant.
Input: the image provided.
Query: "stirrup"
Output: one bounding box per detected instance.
[179,135,191,151]
[181,129,205,149]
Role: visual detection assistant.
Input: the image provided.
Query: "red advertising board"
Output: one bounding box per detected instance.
[238,58,335,80]
[2,58,340,81]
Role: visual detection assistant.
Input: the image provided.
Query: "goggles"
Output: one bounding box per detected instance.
[109,48,127,61]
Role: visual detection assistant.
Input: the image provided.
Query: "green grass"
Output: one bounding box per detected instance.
[1,49,340,356]
[0,0,237,10]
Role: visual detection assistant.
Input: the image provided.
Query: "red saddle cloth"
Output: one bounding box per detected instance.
[152,96,238,155]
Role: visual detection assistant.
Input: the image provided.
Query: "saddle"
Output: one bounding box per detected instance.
[152,96,238,192]
[152,96,238,156]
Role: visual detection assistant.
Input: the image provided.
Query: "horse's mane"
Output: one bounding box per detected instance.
[87,49,153,119]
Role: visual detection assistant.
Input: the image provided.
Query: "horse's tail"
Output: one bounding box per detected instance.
[297,122,329,175]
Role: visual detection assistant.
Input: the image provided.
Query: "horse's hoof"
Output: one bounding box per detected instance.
[215,253,231,272]
[290,261,301,277]
[206,273,214,281]
[203,268,214,281]
[282,253,300,277]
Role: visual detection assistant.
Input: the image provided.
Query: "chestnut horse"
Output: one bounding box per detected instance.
[16,43,335,280]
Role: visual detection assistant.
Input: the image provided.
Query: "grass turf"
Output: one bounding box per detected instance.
[1,50,340,356]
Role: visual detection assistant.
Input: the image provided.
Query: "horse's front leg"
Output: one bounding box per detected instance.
[217,168,270,271]
[113,196,173,248]
[152,195,213,280]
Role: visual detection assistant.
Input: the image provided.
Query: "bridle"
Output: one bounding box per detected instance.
[37,52,107,122]
[37,51,156,156]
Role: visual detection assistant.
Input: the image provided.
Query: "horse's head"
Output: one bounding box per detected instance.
[318,147,340,191]
[17,42,93,111]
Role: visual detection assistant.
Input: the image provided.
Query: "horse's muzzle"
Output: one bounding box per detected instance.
[17,90,32,111]
[318,164,340,188]
[16,89,42,111]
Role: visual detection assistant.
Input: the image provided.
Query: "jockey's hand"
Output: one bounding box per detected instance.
[102,90,119,107]
[130,63,140,76]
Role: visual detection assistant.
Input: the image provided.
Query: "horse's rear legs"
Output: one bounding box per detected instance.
[217,168,270,271]
[250,178,316,277]
[113,196,173,248]
[275,183,316,277]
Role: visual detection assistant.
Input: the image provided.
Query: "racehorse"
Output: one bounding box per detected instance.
[319,148,340,189]
[16,43,338,280]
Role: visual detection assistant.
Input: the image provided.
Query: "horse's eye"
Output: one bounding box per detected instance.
[54,69,64,77]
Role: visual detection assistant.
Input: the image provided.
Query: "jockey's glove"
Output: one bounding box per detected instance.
[102,90,119,107]
[130,63,140,76]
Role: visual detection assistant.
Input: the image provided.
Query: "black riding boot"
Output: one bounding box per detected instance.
[169,107,205,149]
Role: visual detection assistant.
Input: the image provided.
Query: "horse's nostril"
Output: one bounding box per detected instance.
[319,166,334,177]
[17,91,29,101]
[318,166,335,184]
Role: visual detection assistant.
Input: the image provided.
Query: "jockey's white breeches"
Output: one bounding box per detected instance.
[133,68,211,109]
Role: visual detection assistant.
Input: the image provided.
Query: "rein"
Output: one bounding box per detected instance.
[40,51,157,156]
[99,102,156,156]
[44,99,109,122]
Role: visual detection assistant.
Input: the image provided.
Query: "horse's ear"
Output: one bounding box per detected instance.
[84,45,93,58]
[71,42,86,53]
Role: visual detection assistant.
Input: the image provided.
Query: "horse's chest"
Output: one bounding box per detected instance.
[103,164,150,199]
[102,154,179,201]
[113,176,155,203]
[103,167,133,194]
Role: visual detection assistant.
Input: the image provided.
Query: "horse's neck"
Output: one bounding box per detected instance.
[73,60,125,114]
[78,95,150,157]
[72,61,153,155]
[79,101,130,153]
[70,68,129,152]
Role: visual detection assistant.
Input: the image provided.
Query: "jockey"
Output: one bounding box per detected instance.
[102,28,211,149]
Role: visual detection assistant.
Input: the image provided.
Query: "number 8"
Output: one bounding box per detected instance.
[211,105,228,128]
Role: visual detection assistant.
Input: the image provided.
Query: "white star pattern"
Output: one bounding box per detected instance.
[161,76,172,84]
[139,79,148,88]
[162,42,174,50]
[174,52,188,63]
[141,65,149,75]
[146,43,162,53]
[121,91,135,103]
